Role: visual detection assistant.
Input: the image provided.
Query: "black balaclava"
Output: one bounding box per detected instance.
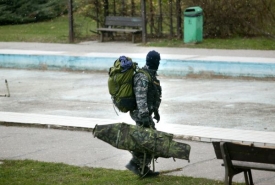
[146,50,160,70]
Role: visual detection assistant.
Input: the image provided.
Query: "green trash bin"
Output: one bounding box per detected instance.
[184,6,203,43]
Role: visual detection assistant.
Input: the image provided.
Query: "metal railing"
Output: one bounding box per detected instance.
[0,79,10,97]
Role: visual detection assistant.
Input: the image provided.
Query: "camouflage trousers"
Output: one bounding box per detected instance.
[129,110,156,168]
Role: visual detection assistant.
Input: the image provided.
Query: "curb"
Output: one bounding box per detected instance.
[1,112,275,148]
[0,50,275,78]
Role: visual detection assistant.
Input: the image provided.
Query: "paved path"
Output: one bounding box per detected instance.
[1,41,275,58]
[1,112,275,148]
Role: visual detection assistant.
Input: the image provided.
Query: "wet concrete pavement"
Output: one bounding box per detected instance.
[1,69,275,132]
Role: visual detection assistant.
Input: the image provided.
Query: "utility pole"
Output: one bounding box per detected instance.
[68,0,74,43]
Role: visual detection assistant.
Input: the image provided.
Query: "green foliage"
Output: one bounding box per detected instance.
[75,0,104,27]
[75,0,141,27]
[0,160,245,185]
[75,0,275,39]
[184,0,275,38]
[0,0,67,25]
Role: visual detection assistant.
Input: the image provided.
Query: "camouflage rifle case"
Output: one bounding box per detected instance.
[93,122,191,161]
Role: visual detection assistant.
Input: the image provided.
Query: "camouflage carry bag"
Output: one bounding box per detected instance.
[93,122,191,161]
[108,56,138,113]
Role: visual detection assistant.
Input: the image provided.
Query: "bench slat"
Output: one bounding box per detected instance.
[105,16,142,27]
[213,142,275,164]
[213,142,275,185]
[97,28,141,33]
[232,161,275,172]
[97,16,142,43]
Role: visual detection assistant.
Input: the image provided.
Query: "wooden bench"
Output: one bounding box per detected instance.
[97,16,142,43]
[212,142,275,185]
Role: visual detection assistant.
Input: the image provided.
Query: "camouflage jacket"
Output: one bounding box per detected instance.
[130,66,162,125]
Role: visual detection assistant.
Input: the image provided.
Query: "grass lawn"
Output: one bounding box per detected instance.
[0,160,244,185]
[143,37,275,50]
[0,14,96,43]
[0,14,274,50]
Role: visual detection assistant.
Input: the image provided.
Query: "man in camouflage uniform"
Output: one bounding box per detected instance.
[126,50,162,177]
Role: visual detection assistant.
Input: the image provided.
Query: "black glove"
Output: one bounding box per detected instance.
[153,111,160,123]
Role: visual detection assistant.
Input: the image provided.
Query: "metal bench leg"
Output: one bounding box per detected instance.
[248,170,254,185]
[108,32,114,40]
[244,171,249,185]
[99,33,103,42]
[224,167,233,185]
[228,175,233,185]
[244,170,254,185]
[224,173,234,185]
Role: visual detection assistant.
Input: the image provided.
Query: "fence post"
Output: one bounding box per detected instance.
[68,0,74,43]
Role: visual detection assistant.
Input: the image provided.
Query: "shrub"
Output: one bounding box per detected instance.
[0,0,67,25]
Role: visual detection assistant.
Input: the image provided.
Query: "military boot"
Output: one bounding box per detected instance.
[125,160,140,175]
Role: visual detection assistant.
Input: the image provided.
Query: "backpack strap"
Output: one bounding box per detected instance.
[137,69,152,82]
[138,69,161,110]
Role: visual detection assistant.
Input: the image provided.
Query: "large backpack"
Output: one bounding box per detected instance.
[108,56,138,113]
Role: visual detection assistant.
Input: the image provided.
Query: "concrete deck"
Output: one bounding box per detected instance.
[0,42,275,77]
[1,112,275,148]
